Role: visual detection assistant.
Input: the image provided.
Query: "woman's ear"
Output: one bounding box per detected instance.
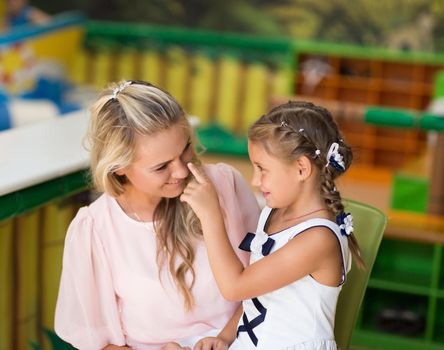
[295,156,313,181]
[114,167,126,176]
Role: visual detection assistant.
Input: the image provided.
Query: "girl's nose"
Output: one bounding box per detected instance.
[251,170,261,187]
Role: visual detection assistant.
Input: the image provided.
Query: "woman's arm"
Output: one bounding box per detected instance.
[181,163,340,301]
[55,208,126,348]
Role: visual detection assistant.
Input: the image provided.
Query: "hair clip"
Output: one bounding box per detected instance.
[336,212,353,236]
[112,81,132,99]
[280,121,289,128]
[314,149,321,157]
[326,142,345,172]
[298,128,304,132]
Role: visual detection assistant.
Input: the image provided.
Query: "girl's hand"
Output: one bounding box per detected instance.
[193,336,229,350]
[180,163,222,224]
[160,342,191,350]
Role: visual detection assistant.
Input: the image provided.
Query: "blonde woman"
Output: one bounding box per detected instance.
[55,81,260,350]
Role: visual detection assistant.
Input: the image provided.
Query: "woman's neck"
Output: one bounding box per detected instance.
[118,188,161,222]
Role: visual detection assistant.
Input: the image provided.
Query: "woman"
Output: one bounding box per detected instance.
[54,80,260,350]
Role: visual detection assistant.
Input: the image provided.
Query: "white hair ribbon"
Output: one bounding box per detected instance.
[326,142,345,171]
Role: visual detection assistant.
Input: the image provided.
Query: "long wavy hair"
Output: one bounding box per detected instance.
[248,101,365,269]
[86,80,202,309]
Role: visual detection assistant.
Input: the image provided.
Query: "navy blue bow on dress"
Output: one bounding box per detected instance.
[239,232,275,256]
[237,297,267,346]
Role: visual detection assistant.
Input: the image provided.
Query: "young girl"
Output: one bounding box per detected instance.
[181,101,364,349]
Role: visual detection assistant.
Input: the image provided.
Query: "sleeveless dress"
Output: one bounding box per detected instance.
[231,206,352,350]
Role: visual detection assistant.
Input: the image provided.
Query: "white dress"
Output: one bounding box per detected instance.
[230,206,352,350]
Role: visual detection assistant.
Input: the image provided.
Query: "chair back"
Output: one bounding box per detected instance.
[334,199,387,349]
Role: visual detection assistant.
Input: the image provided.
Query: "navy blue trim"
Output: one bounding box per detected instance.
[238,232,275,256]
[0,12,85,46]
[261,238,274,256]
[237,297,267,346]
[239,232,255,252]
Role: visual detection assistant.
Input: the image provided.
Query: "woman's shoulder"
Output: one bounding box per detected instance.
[203,162,240,180]
[204,162,246,194]
[66,193,111,242]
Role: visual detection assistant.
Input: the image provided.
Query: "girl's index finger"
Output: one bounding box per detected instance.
[187,162,208,184]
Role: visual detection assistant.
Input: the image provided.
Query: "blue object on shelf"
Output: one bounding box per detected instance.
[0,103,12,131]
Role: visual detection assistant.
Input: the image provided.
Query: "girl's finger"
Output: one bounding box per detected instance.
[179,193,189,202]
[187,163,208,184]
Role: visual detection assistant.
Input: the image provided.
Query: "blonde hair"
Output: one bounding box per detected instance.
[248,101,364,269]
[86,80,202,309]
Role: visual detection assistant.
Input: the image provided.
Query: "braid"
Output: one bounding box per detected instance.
[321,166,365,269]
[320,167,344,216]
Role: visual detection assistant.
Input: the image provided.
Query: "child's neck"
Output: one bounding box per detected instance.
[280,198,326,219]
[266,200,330,234]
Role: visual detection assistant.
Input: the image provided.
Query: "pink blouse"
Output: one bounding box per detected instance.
[55,163,260,350]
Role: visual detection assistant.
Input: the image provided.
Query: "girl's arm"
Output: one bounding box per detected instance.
[217,305,243,344]
[194,306,242,350]
[181,163,340,301]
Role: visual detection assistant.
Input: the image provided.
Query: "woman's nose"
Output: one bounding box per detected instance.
[171,159,189,179]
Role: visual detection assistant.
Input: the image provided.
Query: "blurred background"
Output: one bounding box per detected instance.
[1,1,444,349]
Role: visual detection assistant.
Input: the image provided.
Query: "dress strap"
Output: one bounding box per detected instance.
[257,206,273,232]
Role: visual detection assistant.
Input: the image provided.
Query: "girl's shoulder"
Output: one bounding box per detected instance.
[291,218,341,238]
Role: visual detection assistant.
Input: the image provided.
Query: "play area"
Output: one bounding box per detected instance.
[1,10,444,350]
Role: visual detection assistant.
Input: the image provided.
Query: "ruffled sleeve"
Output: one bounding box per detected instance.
[55,207,125,350]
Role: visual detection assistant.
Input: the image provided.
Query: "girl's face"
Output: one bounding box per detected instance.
[248,140,302,209]
[120,123,194,200]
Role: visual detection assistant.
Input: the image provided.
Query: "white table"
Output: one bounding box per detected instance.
[0,110,89,196]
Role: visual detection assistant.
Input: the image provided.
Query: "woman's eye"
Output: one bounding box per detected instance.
[155,164,168,171]
[181,143,193,160]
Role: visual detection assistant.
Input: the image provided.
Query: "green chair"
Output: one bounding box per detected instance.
[334,199,387,350]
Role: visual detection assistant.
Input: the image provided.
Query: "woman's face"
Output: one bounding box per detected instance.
[120,123,194,200]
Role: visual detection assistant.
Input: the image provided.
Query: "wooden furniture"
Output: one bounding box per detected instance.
[295,53,444,110]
